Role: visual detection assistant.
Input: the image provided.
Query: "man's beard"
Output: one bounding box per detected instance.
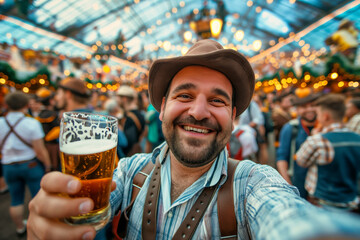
[162,115,231,168]
[301,111,316,123]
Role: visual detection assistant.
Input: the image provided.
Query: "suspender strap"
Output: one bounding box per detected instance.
[115,159,155,238]
[142,160,162,239]
[172,181,220,240]
[217,158,239,239]
[126,111,142,133]
[0,116,32,151]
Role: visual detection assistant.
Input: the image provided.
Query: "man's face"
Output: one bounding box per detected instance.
[280,95,294,110]
[116,95,127,109]
[54,88,67,110]
[28,98,41,113]
[160,66,236,168]
[297,102,316,123]
[345,101,358,119]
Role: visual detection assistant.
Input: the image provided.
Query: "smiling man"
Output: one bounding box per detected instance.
[27,40,360,240]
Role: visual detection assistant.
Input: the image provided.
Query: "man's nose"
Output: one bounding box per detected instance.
[188,95,211,120]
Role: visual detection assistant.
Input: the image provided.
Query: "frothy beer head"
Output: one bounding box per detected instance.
[60,139,117,155]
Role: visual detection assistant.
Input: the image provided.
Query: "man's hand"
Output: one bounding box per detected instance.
[27,172,97,240]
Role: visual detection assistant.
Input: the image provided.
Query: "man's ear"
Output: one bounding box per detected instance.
[324,110,332,122]
[159,97,166,121]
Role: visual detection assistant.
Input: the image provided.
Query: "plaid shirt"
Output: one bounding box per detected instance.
[95,143,360,240]
[347,112,360,134]
[295,123,351,196]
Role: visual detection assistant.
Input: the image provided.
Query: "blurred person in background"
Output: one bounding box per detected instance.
[271,90,295,148]
[116,85,146,156]
[145,103,165,153]
[238,99,268,164]
[0,91,51,236]
[27,94,42,118]
[91,90,109,115]
[345,97,360,203]
[276,92,320,199]
[346,97,360,134]
[253,93,275,167]
[228,116,258,161]
[34,87,61,171]
[104,98,128,159]
[296,94,360,212]
[0,89,8,194]
[55,77,92,113]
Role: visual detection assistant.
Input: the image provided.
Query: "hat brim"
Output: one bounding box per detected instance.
[292,92,323,106]
[149,50,254,117]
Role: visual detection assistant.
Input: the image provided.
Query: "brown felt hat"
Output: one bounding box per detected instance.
[58,77,91,98]
[148,39,255,117]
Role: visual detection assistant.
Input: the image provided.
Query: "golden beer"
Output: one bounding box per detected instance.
[60,139,117,229]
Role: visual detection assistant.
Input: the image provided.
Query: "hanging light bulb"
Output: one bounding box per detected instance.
[183,31,192,42]
[235,30,244,41]
[252,40,262,51]
[210,18,223,38]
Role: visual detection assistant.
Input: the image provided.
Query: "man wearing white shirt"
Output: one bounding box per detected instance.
[0,91,51,236]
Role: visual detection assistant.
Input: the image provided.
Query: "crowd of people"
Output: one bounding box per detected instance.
[0,39,360,239]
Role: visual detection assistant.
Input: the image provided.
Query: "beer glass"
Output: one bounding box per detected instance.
[60,112,118,230]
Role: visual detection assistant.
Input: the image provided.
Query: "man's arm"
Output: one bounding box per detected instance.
[235,163,360,240]
[32,138,52,171]
[276,123,293,183]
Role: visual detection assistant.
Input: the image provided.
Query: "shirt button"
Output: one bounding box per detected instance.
[168,211,173,218]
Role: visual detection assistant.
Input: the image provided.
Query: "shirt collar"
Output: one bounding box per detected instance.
[321,122,347,133]
[6,111,25,118]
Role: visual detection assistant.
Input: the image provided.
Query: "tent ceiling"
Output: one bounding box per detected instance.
[0,0,359,71]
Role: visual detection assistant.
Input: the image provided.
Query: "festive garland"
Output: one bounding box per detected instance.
[1,53,359,94]
[258,54,360,83]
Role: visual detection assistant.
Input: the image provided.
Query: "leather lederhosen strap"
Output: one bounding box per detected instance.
[114,160,155,238]
[217,158,239,239]
[141,160,162,239]
[0,116,32,152]
[171,182,221,240]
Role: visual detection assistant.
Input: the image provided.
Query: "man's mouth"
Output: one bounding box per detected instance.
[182,125,211,134]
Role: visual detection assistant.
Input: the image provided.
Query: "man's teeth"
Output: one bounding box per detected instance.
[183,126,209,133]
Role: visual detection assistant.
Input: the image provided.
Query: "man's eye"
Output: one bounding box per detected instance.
[212,98,225,104]
[178,94,191,99]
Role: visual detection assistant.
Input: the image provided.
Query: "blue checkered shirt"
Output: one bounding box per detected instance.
[96,144,360,240]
